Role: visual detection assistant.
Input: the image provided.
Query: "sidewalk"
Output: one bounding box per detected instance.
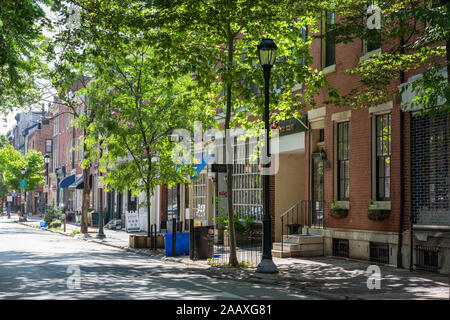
[12,214,450,300]
[18,214,163,253]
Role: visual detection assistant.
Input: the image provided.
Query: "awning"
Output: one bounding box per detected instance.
[59,175,75,189]
[68,175,93,190]
[191,153,213,179]
[68,177,84,190]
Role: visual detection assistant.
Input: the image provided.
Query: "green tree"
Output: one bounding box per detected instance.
[81,39,214,238]
[76,0,332,266]
[0,134,10,148]
[0,0,51,115]
[0,145,44,192]
[324,0,449,117]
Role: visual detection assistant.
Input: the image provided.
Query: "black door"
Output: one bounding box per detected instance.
[311,153,324,227]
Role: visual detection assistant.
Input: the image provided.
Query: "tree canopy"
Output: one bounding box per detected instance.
[0,0,51,115]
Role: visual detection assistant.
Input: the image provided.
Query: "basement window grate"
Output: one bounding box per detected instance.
[370,242,390,264]
[332,238,349,258]
[415,246,439,272]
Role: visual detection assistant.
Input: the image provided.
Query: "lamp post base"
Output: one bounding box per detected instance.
[256,258,279,274]
[96,233,106,239]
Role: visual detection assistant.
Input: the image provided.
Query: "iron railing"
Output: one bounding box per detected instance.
[415,245,440,272]
[280,200,324,253]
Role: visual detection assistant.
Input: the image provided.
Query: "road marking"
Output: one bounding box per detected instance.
[180,278,246,300]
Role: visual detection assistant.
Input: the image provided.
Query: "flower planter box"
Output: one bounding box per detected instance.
[367,202,391,221]
[329,209,348,219]
[329,201,349,219]
[129,235,165,248]
[367,209,390,221]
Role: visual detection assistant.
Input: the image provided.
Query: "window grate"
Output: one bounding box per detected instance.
[415,246,439,272]
[232,137,263,221]
[332,238,349,258]
[370,242,389,264]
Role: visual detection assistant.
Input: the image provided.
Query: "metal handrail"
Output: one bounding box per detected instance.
[280,200,305,254]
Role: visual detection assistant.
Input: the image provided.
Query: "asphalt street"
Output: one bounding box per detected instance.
[0,219,315,300]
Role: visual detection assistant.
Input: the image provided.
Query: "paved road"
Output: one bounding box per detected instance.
[0,219,315,300]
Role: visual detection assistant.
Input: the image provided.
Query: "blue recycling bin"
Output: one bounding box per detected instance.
[40,221,47,228]
[164,232,190,256]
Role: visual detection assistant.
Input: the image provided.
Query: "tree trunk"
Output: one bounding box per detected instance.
[80,130,90,234]
[146,186,151,238]
[81,165,90,234]
[225,33,239,267]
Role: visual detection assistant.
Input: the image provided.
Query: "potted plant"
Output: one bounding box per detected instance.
[329,200,349,219]
[219,213,255,246]
[367,201,391,221]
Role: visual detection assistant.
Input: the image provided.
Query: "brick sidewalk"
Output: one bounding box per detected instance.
[11,214,450,300]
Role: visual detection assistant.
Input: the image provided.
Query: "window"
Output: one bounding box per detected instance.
[233,137,263,221]
[376,113,391,201]
[370,242,390,264]
[332,238,349,257]
[322,11,336,68]
[193,172,207,220]
[45,139,52,153]
[337,121,350,200]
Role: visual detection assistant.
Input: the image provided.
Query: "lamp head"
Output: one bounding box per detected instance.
[257,38,277,67]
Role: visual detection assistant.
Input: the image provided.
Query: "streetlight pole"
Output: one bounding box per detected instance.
[256,38,278,274]
[21,167,26,222]
[44,154,50,212]
[97,141,105,239]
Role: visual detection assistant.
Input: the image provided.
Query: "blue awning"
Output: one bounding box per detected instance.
[191,154,213,179]
[59,175,75,189]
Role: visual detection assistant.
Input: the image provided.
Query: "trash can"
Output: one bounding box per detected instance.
[164,232,190,256]
[91,212,99,227]
[192,226,214,260]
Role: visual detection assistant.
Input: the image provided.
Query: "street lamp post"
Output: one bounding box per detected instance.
[44,154,50,211]
[21,167,26,222]
[256,38,278,274]
[97,141,105,239]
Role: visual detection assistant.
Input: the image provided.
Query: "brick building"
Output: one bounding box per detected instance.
[281,11,450,274]
[26,114,53,216]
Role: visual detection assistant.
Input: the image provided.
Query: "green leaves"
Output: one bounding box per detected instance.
[328,0,449,113]
[0,145,44,192]
[0,0,51,115]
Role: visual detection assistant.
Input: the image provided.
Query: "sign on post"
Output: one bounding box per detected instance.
[20,179,27,190]
[125,212,140,233]
[211,164,227,173]
[7,196,12,202]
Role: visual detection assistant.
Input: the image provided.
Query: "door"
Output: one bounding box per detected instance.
[311,153,324,227]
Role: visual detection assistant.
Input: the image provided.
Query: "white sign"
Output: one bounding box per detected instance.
[7,196,12,202]
[126,212,140,233]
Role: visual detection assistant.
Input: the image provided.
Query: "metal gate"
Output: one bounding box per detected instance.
[211,137,263,267]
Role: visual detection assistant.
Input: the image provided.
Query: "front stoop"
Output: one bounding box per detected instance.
[272,235,324,258]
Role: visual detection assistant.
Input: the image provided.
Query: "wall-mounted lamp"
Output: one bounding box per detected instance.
[320,148,327,161]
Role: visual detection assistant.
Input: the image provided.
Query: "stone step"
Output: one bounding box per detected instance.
[272,242,300,252]
[283,234,324,245]
[297,249,324,257]
[272,249,295,258]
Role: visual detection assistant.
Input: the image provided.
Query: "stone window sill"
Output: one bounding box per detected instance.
[321,64,336,75]
[368,201,391,211]
[360,48,381,62]
[332,201,349,210]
